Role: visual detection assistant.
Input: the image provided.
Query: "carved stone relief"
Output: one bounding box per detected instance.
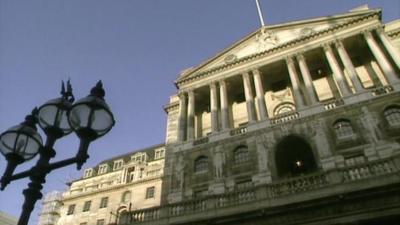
[256,27,279,52]
[310,118,332,158]
[174,153,186,190]
[360,106,382,144]
[213,145,226,180]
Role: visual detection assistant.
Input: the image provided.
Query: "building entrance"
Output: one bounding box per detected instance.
[275,135,317,177]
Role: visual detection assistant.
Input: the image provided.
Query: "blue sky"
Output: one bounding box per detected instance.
[0,0,399,224]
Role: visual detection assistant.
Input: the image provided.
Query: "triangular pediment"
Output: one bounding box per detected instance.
[177,6,380,82]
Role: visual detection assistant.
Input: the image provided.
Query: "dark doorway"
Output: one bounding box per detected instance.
[118,211,130,225]
[275,135,317,177]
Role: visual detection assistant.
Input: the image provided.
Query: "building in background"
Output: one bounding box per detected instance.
[0,211,18,225]
[39,5,400,225]
[37,144,165,225]
[37,191,63,225]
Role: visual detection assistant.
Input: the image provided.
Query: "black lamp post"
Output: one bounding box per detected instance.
[0,80,115,225]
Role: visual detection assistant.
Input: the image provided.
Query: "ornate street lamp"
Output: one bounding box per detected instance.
[0,80,115,225]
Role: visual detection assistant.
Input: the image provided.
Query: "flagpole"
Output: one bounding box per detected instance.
[255,0,266,27]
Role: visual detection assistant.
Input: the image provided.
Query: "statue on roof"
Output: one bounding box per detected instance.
[256,27,279,51]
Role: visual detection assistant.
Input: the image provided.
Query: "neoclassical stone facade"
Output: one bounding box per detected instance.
[39,5,400,225]
[159,5,400,225]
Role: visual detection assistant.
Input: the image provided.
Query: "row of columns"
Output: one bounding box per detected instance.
[177,27,400,142]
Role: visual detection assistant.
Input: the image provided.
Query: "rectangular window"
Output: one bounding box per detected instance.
[98,164,109,174]
[139,168,144,178]
[160,149,165,158]
[113,160,123,170]
[84,169,93,178]
[96,219,105,225]
[82,201,91,212]
[129,172,135,182]
[99,197,108,208]
[145,186,155,199]
[67,204,75,215]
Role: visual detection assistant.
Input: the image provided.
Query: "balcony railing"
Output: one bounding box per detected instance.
[341,157,397,182]
[117,155,400,225]
[230,126,247,136]
[268,172,328,197]
[193,136,209,145]
[270,112,299,125]
[323,98,344,110]
[371,85,394,96]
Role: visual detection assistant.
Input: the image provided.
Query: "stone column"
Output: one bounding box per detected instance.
[219,80,230,130]
[286,57,305,109]
[242,72,257,122]
[210,82,219,133]
[363,29,399,84]
[296,54,318,104]
[187,90,195,140]
[323,43,351,97]
[177,92,187,142]
[252,68,268,120]
[334,39,364,92]
[375,26,400,70]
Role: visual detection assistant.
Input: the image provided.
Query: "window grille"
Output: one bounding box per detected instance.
[333,119,354,138]
[67,204,75,215]
[234,146,249,164]
[194,156,208,173]
[146,186,155,199]
[99,197,108,208]
[384,106,400,127]
[82,201,91,212]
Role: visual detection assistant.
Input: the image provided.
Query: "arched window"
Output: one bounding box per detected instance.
[194,156,208,173]
[234,146,249,164]
[273,102,295,116]
[121,191,131,203]
[384,105,400,127]
[275,135,317,177]
[333,119,354,139]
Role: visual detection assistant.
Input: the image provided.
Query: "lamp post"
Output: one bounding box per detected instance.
[0,80,115,225]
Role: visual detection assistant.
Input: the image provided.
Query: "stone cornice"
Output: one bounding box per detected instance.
[176,12,380,87]
[164,102,179,113]
[388,29,400,39]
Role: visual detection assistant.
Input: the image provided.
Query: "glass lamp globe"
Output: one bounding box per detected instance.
[68,81,115,141]
[0,116,43,161]
[38,97,72,138]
